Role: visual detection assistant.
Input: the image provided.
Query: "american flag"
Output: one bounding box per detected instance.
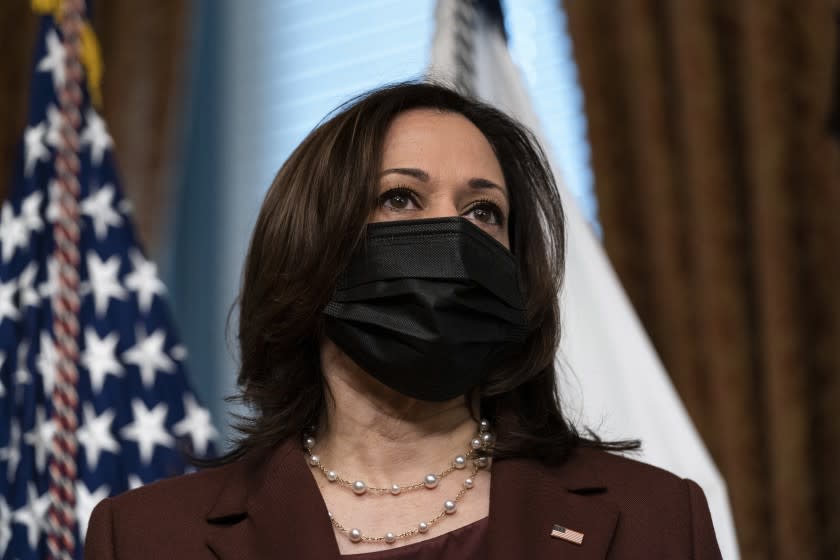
[550,524,585,545]
[0,5,217,559]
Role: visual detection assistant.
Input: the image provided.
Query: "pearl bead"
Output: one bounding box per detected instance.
[309,454,320,466]
[464,477,474,489]
[479,419,490,432]
[444,500,457,514]
[476,456,489,468]
[385,532,396,544]
[470,438,482,450]
[352,480,366,495]
[303,436,316,450]
[390,484,401,495]
[424,474,439,489]
[481,432,494,446]
[454,455,467,469]
[328,511,334,520]
[327,470,338,482]
[349,528,362,542]
[418,522,430,533]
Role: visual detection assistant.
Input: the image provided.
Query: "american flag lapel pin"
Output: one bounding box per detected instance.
[550,524,585,545]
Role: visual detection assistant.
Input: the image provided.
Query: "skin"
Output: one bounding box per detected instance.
[314,109,510,553]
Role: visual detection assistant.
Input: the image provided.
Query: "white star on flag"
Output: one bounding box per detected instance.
[81,327,124,393]
[120,399,174,464]
[22,406,55,473]
[17,262,40,309]
[118,198,134,214]
[11,482,51,550]
[77,403,120,470]
[20,191,45,236]
[85,250,128,317]
[0,496,12,553]
[0,278,20,325]
[173,394,218,456]
[36,330,59,396]
[46,179,61,223]
[36,29,66,90]
[76,481,110,542]
[128,474,144,490]
[37,254,59,300]
[171,344,188,361]
[81,184,123,241]
[0,418,22,480]
[122,327,176,388]
[23,121,50,178]
[44,103,63,148]
[80,109,113,165]
[14,339,32,386]
[0,203,29,263]
[125,249,166,313]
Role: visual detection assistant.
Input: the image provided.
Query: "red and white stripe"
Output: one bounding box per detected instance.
[550,524,585,545]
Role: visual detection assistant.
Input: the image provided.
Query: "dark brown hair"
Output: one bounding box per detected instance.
[212,81,637,466]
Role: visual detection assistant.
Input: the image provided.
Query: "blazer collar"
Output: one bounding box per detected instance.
[487,449,619,559]
[205,439,340,559]
[205,441,619,559]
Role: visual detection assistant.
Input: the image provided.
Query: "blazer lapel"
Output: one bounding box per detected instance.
[205,439,340,559]
[203,440,619,559]
[487,450,619,559]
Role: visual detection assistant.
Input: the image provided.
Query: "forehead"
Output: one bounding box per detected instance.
[381,109,505,181]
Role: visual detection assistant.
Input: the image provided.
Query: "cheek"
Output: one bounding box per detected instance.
[499,230,511,251]
[368,209,383,223]
[368,208,394,224]
[479,223,510,250]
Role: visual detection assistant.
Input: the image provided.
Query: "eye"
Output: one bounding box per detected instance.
[378,187,420,211]
[464,200,505,226]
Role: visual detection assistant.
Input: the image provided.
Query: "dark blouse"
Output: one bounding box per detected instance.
[340,517,489,559]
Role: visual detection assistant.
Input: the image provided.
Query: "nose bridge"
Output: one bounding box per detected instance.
[423,191,460,219]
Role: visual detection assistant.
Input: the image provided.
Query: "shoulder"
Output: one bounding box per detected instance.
[563,446,689,492]
[109,461,233,513]
[546,447,721,558]
[529,446,701,516]
[84,460,243,559]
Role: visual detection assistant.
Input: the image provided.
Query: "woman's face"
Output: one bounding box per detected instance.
[372,108,511,249]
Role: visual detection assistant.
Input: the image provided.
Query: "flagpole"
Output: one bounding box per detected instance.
[47,0,86,557]
[452,0,477,97]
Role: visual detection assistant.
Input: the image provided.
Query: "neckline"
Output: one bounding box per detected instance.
[339,515,490,558]
[296,444,495,556]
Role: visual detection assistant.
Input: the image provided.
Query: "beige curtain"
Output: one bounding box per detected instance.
[564,1,840,558]
[0,1,191,253]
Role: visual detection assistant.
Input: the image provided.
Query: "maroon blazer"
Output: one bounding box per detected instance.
[85,439,722,559]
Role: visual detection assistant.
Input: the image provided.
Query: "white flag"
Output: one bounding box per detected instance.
[428,2,739,558]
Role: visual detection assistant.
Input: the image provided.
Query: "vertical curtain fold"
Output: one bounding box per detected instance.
[564,0,840,558]
[91,2,191,253]
[0,3,39,204]
[739,2,821,557]
[668,2,772,557]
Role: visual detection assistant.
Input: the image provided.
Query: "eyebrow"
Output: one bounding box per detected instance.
[380,167,508,200]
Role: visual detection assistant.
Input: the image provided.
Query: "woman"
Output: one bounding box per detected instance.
[86,82,722,559]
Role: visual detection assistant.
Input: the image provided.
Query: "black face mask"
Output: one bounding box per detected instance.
[322,217,529,402]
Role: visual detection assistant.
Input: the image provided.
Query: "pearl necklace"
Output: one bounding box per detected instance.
[303,419,494,545]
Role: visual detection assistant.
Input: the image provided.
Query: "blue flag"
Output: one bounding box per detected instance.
[0,8,217,559]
